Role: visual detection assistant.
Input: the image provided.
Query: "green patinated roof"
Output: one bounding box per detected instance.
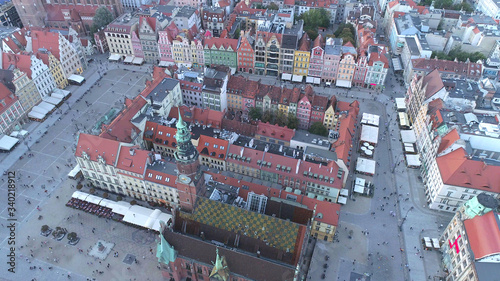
[181,197,299,253]
[463,194,496,219]
[156,222,177,265]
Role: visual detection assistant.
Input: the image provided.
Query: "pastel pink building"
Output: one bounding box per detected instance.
[131,30,144,58]
[297,93,312,129]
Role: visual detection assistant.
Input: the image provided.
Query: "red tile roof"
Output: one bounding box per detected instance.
[100,96,148,143]
[436,148,500,193]
[437,128,460,154]
[464,211,500,260]
[197,135,228,159]
[204,37,238,51]
[331,101,359,166]
[298,33,311,52]
[2,37,20,53]
[116,146,150,175]
[421,69,444,100]
[145,161,177,186]
[0,83,18,115]
[31,30,61,60]
[412,58,483,79]
[75,133,120,166]
[256,122,295,141]
[168,106,224,129]
[144,121,177,148]
[2,52,33,79]
[368,51,389,68]
[12,29,28,48]
[313,34,323,48]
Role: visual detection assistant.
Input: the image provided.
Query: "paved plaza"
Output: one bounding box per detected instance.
[0,58,165,281]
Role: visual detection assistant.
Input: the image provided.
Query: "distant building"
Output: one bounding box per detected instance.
[0,1,22,27]
[105,13,139,58]
[0,82,26,135]
[201,66,230,111]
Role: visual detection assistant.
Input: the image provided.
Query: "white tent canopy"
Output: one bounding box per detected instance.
[406,154,421,167]
[86,194,103,205]
[354,185,365,193]
[68,74,85,84]
[337,196,347,204]
[360,125,379,145]
[313,77,321,85]
[395,98,406,111]
[132,57,144,65]
[0,135,19,150]
[404,143,415,153]
[306,76,314,84]
[38,101,56,112]
[43,96,63,106]
[109,54,121,61]
[110,201,132,215]
[361,113,380,127]
[401,130,417,143]
[336,79,352,88]
[340,189,349,196]
[52,89,71,99]
[282,73,292,81]
[356,158,376,175]
[432,238,440,249]
[67,164,81,178]
[292,75,303,82]
[31,106,49,115]
[98,198,115,208]
[28,111,46,120]
[124,56,133,63]
[72,191,89,201]
[70,191,172,231]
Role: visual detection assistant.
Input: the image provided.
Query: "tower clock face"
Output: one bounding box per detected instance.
[179,174,191,184]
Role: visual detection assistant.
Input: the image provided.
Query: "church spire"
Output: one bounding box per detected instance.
[210,248,230,281]
[174,107,201,182]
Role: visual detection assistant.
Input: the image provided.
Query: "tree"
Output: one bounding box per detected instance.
[233,28,241,39]
[309,122,328,136]
[116,196,123,201]
[299,8,331,40]
[67,232,78,242]
[103,192,109,198]
[249,107,262,121]
[431,48,486,63]
[275,111,288,127]
[334,23,356,47]
[90,7,114,43]
[130,200,137,206]
[287,114,299,129]
[89,188,95,194]
[41,225,49,233]
[268,3,279,10]
[262,111,274,123]
[76,184,82,190]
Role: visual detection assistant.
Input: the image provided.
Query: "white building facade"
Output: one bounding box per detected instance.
[30,54,56,98]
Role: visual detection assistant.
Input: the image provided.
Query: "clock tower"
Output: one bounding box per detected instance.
[174,111,204,212]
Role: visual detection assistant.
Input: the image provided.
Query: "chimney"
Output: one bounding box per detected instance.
[130,148,136,156]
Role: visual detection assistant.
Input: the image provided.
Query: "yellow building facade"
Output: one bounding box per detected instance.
[48,53,68,89]
[323,104,337,130]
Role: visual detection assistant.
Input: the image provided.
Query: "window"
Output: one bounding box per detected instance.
[148,173,153,177]
[205,142,209,146]
[214,144,218,148]
[156,175,162,180]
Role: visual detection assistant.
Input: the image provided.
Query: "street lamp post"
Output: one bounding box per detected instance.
[398,206,414,231]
